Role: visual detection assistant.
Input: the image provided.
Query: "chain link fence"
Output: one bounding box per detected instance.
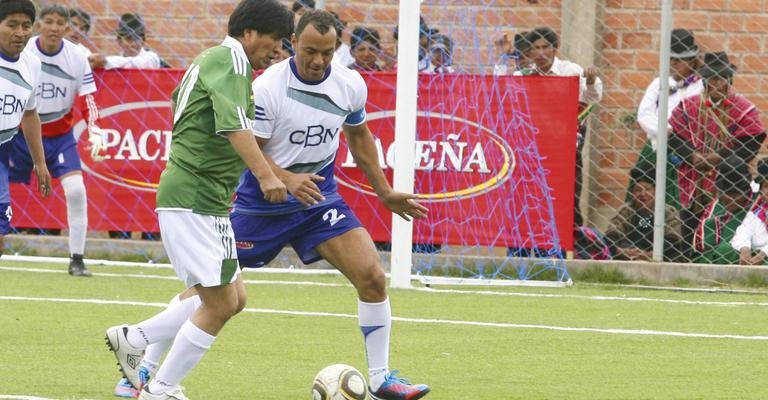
[20,0,768,270]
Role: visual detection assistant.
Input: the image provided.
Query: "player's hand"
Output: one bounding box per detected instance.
[87,126,107,162]
[285,173,325,207]
[33,164,52,198]
[379,190,428,221]
[88,53,106,69]
[739,248,752,265]
[259,173,288,203]
[583,66,599,85]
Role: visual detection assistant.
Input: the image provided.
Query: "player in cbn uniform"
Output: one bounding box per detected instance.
[234,10,430,399]
[104,1,291,399]
[9,4,103,277]
[0,0,52,256]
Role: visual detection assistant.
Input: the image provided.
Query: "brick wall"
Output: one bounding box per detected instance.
[63,0,768,227]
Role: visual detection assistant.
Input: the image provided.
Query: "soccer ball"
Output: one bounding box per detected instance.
[311,364,368,400]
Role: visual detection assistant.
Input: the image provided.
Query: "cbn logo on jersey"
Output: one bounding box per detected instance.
[73,100,171,192]
[1,95,25,115]
[290,124,340,147]
[337,111,514,202]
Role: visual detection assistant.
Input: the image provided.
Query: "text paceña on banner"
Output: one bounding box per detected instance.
[10,70,577,250]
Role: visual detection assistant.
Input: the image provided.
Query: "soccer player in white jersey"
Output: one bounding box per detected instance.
[0,0,52,256]
[236,11,430,399]
[9,4,102,277]
[104,1,291,399]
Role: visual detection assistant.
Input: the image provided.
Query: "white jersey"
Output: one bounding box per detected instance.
[251,57,367,170]
[24,37,96,127]
[0,49,41,144]
[105,48,161,69]
[235,58,368,215]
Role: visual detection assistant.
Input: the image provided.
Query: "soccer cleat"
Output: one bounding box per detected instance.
[369,370,430,400]
[105,325,145,389]
[114,377,140,398]
[138,386,189,400]
[113,366,151,398]
[138,365,152,389]
[68,254,92,277]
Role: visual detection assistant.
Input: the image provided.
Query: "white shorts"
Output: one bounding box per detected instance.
[158,210,240,288]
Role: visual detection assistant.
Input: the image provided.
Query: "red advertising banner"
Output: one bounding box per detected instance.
[10,69,577,250]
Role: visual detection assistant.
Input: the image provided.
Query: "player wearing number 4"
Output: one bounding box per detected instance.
[109,8,430,400]
[8,4,103,276]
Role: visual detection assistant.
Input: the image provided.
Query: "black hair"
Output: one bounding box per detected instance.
[68,7,91,32]
[350,26,380,50]
[526,27,559,49]
[630,162,656,186]
[291,0,315,13]
[295,9,337,38]
[39,4,69,20]
[0,0,36,24]
[328,10,346,46]
[228,0,293,39]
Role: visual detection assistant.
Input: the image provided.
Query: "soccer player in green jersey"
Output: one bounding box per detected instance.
[105,1,292,399]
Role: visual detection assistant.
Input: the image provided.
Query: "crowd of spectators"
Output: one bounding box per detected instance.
[14,2,768,266]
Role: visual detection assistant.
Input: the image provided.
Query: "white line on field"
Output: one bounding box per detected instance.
[0,266,349,287]
[2,295,767,341]
[0,396,95,400]
[2,265,766,307]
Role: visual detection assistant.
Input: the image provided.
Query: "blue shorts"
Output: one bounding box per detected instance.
[9,131,82,183]
[0,202,11,235]
[231,199,363,268]
[0,140,11,204]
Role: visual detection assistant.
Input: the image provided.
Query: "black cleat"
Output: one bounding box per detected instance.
[68,254,92,277]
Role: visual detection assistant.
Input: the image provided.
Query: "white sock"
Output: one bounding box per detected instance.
[148,319,215,392]
[143,294,185,367]
[126,295,202,348]
[359,298,391,391]
[61,174,87,256]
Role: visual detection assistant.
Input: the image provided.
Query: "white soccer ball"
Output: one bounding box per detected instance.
[311,364,368,400]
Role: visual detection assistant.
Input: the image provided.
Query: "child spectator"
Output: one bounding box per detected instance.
[605,162,684,262]
[89,13,165,69]
[731,158,768,265]
[348,26,384,71]
[425,34,455,73]
[67,7,93,56]
[693,156,755,264]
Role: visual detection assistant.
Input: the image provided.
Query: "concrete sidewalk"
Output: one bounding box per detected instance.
[5,234,768,287]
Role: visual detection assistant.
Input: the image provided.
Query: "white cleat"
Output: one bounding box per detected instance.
[138,386,189,400]
[105,324,145,388]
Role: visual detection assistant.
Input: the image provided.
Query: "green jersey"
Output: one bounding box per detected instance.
[157,36,255,216]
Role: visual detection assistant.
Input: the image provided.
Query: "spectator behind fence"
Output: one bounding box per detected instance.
[731,158,768,265]
[67,7,93,56]
[392,16,437,72]
[605,162,684,262]
[89,13,166,69]
[292,0,315,28]
[0,0,52,257]
[329,10,354,68]
[693,156,755,264]
[348,26,384,71]
[668,51,766,251]
[492,31,533,75]
[425,34,455,73]
[9,4,104,276]
[520,27,602,226]
[631,29,704,209]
